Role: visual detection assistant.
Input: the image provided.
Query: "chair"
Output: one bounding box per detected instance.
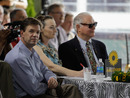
[0,61,16,98]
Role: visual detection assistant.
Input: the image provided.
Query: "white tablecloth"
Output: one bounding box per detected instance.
[58,76,130,98]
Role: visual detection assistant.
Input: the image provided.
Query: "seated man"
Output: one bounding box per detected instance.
[58,12,108,75]
[4,17,82,98]
[0,30,16,98]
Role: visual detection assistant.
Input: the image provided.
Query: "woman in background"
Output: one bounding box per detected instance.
[37,15,62,66]
[34,15,83,77]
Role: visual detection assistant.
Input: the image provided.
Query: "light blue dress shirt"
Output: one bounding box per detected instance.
[77,36,99,74]
[4,40,57,98]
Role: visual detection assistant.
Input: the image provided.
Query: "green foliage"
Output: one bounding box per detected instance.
[26,0,36,17]
[112,71,130,82]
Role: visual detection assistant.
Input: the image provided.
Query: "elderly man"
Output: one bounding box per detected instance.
[4,17,82,98]
[58,12,108,75]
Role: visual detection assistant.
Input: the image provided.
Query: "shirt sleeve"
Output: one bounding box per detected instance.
[40,59,57,82]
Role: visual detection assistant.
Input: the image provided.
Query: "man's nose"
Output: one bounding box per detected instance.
[33,32,39,36]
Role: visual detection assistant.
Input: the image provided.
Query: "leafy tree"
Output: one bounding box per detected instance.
[26,0,36,17]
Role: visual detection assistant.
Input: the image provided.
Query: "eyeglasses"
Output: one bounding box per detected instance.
[80,22,98,28]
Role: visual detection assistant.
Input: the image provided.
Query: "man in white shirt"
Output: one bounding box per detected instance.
[48,3,68,50]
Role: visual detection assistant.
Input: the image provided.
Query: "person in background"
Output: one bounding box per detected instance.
[4,17,82,98]
[61,12,75,40]
[0,8,28,60]
[0,30,10,55]
[47,3,68,51]
[0,6,9,53]
[0,29,16,98]
[2,8,10,25]
[10,8,28,47]
[0,5,11,60]
[0,7,15,98]
[34,15,83,77]
[10,8,27,22]
[58,12,108,75]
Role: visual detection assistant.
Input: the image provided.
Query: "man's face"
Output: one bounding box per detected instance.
[77,15,96,40]
[21,25,41,49]
[49,7,65,27]
[12,10,27,22]
[62,15,73,33]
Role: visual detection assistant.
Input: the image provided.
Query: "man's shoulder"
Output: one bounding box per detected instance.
[5,47,19,58]
[4,45,24,64]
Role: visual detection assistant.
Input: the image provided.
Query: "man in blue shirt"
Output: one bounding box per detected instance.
[4,18,82,98]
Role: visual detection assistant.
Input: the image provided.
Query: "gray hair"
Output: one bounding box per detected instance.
[73,12,91,32]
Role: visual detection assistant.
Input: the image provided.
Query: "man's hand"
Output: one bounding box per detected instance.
[48,77,58,89]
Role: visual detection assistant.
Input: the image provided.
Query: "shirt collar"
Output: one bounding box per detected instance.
[19,40,35,57]
[77,35,92,48]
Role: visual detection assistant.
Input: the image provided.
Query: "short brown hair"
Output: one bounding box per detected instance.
[20,18,42,32]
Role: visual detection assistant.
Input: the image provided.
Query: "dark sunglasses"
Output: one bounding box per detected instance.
[80,22,98,28]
